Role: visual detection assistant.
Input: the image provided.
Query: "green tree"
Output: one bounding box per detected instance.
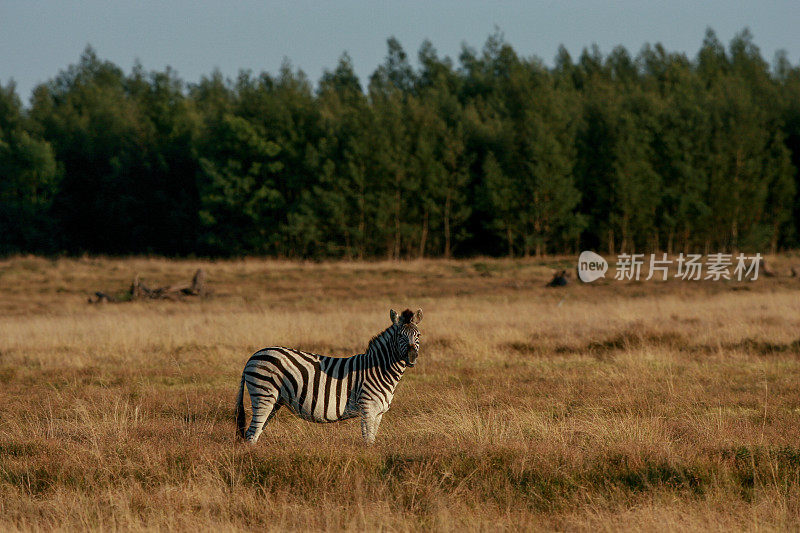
[30,47,145,253]
[197,113,284,254]
[314,53,376,258]
[0,82,59,253]
[4,29,798,258]
[483,151,517,256]
[413,43,473,257]
[369,38,418,259]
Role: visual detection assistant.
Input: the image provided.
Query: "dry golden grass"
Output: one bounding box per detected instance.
[1,254,800,531]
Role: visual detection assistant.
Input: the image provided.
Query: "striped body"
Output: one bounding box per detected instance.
[236,308,422,444]
[244,343,408,423]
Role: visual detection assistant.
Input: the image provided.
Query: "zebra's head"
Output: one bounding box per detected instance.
[390,308,423,367]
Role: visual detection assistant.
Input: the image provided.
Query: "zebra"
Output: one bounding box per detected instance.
[235,308,422,445]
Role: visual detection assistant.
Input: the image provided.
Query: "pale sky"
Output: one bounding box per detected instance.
[2,1,799,103]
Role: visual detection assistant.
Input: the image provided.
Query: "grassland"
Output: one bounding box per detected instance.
[1,255,800,531]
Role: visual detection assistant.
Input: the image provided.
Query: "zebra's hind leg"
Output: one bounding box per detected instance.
[244,388,280,444]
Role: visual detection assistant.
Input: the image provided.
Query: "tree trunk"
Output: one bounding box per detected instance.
[729,148,742,253]
[621,214,629,254]
[608,228,615,256]
[419,209,429,259]
[771,219,779,255]
[443,193,452,259]
[393,188,401,260]
[683,226,690,255]
[358,179,366,260]
[533,216,543,257]
[667,230,674,255]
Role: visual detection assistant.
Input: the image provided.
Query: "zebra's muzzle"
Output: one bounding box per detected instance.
[406,349,418,367]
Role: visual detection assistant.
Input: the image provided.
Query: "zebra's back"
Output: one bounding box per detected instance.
[244,347,360,423]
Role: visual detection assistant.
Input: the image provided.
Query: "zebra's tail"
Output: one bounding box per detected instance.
[235,373,247,440]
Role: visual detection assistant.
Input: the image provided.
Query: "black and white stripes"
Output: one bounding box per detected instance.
[235,308,422,444]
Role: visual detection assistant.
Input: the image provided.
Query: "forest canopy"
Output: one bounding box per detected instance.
[2,28,799,258]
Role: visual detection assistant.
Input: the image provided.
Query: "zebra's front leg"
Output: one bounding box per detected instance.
[360,407,384,445]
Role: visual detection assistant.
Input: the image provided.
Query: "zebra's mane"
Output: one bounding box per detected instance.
[365,324,396,355]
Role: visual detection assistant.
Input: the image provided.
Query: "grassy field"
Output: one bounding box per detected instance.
[1,255,800,531]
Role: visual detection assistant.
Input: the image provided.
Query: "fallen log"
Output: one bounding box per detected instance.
[87,291,116,304]
[90,269,208,304]
[759,258,777,277]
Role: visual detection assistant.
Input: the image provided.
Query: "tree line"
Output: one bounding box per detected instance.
[2,29,800,258]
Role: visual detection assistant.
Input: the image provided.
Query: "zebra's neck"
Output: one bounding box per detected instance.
[362,325,407,374]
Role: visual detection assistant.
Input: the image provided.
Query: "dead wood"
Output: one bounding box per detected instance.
[759,258,777,277]
[546,270,569,287]
[90,269,208,304]
[87,291,115,304]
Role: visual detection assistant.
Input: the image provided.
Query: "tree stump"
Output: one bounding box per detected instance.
[190,269,207,296]
[546,270,569,287]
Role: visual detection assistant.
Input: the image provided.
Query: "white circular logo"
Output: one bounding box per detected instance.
[578,251,608,283]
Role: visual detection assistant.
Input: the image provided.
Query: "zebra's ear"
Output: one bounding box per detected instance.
[390,309,399,324]
[413,308,423,324]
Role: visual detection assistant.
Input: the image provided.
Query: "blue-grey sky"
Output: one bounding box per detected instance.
[2,1,799,103]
